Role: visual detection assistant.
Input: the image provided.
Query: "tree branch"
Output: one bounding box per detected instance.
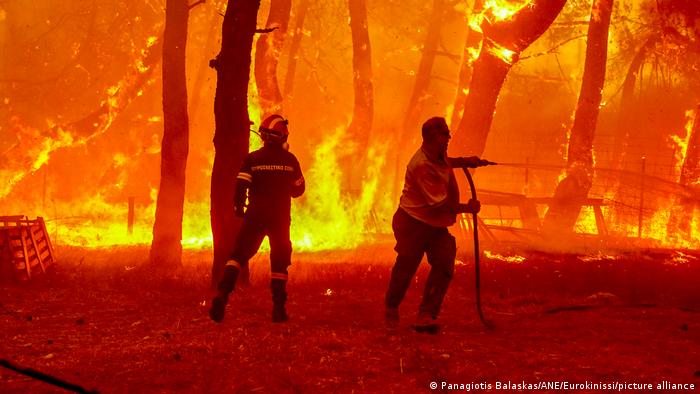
[520,34,587,60]
[255,26,279,34]
[189,0,205,10]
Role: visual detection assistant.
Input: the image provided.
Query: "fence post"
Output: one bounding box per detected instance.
[638,157,646,238]
[128,197,135,235]
[524,156,530,194]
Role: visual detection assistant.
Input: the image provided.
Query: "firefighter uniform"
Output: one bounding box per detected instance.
[210,115,305,323]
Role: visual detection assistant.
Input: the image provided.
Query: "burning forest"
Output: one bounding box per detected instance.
[1,0,699,392]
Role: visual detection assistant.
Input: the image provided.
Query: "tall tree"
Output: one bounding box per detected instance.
[401,0,448,148]
[345,0,374,191]
[452,0,567,157]
[543,0,614,233]
[449,0,484,130]
[283,0,310,98]
[393,0,448,200]
[613,18,700,171]
[610,35,657,171]
[210,0,261,285]
[150,0,190,268]
[254,0,292,117]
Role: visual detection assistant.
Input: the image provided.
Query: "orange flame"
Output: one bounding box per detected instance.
[0,32,162,200]
[468,0,530,34]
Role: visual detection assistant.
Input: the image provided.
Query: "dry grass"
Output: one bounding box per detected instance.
[1,245,699,393]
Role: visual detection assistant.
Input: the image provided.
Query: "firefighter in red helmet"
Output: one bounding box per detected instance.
[210,114,305,323]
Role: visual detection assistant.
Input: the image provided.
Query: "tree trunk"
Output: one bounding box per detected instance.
[452,0,567,157]
[254,0,292,117]
[401,0,447,147]
[150,0,190,269]
[345,0,374,192]
[189,3,226,121]
[543,0,614,233]
[449,0,484,130]
[283,0,310,99]
[611,35,657,170]
[392,0,449,200]
[210,0,260,286]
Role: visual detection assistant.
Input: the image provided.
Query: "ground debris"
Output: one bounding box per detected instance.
[0,246,698,392]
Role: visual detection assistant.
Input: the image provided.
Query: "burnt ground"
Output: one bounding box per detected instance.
[1,245,699,393]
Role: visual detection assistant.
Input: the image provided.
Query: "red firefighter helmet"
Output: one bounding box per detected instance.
[259,114,289,144]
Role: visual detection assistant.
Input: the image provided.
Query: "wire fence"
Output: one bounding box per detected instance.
[470,156,694,240]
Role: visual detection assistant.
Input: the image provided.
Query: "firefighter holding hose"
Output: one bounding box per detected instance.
[210,114,305,323]
[385,116,492,333]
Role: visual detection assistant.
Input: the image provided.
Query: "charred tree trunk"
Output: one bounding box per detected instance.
[283,0,310,99]
[543,0,614,233]
[345,0,374,192]
[210,0,260,286]
[667,104,700,242]
[449,0,484,130]
[150,0,190,268]
[452,0,567,157]
[254,0,292,117]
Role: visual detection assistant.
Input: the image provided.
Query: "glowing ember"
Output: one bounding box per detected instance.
[487,40,517,64]
[667,251,697,265]
[483,250,526,263]
[578,253,619,262]
[469,0,530,33]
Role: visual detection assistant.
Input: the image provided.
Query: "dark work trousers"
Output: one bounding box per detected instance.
[218,210,292,306]
[385,207,456,319]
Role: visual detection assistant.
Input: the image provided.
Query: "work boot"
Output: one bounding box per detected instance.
[412,312,440,335]
[209,265,239,323]
[385,307,399,329]
[272,304,288,323]
[209,292,228,323]
[271,278,288,323]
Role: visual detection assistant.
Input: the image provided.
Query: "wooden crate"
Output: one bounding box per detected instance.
[0,216,55,281]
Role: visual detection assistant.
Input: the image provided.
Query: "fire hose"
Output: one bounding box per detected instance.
[0,358,98,393]
[461,162,496,329]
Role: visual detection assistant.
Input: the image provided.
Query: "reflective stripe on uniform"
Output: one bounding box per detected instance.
[293,176,304,187]
[270,272,288,281]
[237,172,253,182]
[225,260,241,270]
